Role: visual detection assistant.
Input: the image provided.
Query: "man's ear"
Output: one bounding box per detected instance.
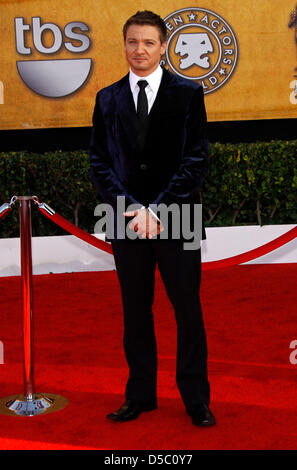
[160,41,167,55]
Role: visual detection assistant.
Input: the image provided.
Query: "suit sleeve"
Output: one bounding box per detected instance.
[89,92,142,210]
[150,86,209,207]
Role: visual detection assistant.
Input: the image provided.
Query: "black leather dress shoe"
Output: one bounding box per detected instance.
[106,399,157,422]
[187,403,216,427]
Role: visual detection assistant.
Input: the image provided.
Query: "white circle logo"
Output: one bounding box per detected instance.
[162,7,238,94]
[15,17,92,98]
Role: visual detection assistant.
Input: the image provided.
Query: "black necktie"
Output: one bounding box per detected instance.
[137,80,148,121]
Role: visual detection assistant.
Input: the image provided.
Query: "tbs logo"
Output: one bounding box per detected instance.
[15,17,92,98]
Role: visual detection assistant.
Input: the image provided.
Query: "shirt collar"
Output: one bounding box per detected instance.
[129,65,163,94]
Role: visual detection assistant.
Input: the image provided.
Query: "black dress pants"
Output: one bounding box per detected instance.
[111,238,210,411]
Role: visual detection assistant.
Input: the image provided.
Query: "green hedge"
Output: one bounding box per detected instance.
[206,140,297,227]
[0,140,296,238]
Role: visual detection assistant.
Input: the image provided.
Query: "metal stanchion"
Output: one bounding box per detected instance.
[0,196,68,416]
[0,195,18,220]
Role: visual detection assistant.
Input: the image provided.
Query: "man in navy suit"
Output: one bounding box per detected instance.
[89,10,215,426]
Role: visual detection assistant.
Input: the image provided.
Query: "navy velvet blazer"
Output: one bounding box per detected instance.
[89,67,209,240]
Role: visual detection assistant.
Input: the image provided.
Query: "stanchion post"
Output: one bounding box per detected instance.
[0,196,68,416]
[19,197,35,401]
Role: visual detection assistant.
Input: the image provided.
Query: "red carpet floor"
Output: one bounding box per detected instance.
[0,264,297,450]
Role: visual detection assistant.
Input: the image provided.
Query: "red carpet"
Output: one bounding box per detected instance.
[0,264,297,450]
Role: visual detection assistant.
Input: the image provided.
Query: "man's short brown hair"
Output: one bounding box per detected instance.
[123,10,167,44]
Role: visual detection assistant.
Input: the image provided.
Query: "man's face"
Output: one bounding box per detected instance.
[124,24,167,76]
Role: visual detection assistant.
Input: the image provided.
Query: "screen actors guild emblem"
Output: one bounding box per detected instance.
[288,4,297,98]
[162,7,238,94]
[175,33,213,69]
[288,4,297,69]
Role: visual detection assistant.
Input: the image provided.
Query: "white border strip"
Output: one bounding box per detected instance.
[0,225,296,277]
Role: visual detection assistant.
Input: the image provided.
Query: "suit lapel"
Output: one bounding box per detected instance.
[149,68,176,118]
[115,68,176,150]
[116,74,139,144]
[144,69,177,150]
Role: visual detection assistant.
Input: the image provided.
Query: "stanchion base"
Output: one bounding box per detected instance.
[0,393,68,417]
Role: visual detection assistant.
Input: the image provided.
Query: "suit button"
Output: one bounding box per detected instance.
[140,163,148,170]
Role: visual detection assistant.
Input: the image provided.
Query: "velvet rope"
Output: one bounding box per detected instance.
[37,203,113,255]
[202,225,297,270]
[36,202,297,269]
[0,203,12,221]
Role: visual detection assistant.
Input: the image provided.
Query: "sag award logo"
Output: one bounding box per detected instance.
[288,5,297,102]
[15,17,92,98]
[162,7,238,94]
